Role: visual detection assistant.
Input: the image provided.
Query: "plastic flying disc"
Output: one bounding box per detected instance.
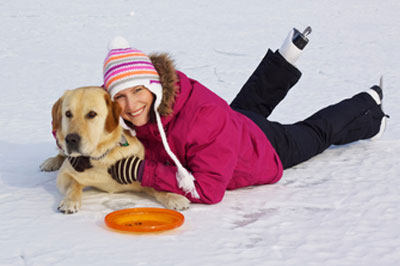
[104,208,184,233]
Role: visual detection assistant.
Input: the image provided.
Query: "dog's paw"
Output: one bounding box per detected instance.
[163,193,190,211]
[58,198,81,214]
[40,155,65,172]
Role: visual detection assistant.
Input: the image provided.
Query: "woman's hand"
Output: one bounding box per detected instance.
[68,156,92,172]
[108,156,144,184]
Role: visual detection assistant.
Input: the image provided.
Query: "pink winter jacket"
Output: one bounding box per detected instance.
[136,70,283,204]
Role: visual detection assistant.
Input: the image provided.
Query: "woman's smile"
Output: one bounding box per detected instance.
[128,106,146,117]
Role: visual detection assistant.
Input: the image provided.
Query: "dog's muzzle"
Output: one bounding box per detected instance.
[65,133,81,153]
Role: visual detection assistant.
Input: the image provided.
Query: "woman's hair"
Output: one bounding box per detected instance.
[149,97,156,123]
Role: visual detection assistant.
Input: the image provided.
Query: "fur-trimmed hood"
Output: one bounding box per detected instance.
[149,53,179,117]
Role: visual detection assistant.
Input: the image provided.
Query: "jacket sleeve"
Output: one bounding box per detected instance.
[140,104,239,204]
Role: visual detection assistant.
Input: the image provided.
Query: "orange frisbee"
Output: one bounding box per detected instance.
[104,208,184,233]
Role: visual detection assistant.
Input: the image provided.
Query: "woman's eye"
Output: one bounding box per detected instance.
[134,87,143,94]
[65,111,72,118]
[115,95,124,100]
[87,111,97,119]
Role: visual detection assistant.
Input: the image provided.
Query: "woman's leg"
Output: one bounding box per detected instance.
[238,90,386,169]
[230,49,301,118]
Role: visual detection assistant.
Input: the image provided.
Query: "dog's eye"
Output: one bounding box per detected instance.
[87,111,97,119]
[65,111,72,118]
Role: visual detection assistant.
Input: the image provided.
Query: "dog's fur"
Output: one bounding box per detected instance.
[40,86,190,213]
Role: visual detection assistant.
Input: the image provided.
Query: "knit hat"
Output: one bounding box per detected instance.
[103,36,200,199]
[103,36,163,102]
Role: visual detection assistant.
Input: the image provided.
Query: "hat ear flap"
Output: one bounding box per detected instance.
[104,94,121,133]
[51,97,63,132]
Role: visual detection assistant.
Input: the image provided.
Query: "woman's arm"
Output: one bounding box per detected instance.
[141,104,240,204]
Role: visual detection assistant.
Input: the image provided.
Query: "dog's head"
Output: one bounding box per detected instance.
[52,86,122,158]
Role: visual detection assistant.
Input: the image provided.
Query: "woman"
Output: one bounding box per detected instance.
[104,28,387,204]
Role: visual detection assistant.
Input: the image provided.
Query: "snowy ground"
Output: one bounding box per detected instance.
[1,0,400,265]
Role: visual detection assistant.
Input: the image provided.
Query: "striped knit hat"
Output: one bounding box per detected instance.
[103,36,163,105]
[103,37,200,199]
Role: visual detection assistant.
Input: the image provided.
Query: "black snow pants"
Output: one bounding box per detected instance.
[230,49,385,169]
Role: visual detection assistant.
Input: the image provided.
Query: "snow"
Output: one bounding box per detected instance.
[1,0,400,265]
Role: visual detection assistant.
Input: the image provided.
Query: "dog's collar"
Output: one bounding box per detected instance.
[90,149,111,161]
[89,135,129,161]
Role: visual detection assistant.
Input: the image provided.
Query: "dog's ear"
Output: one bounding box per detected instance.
[104,94,121,133]
[51,97,63,132]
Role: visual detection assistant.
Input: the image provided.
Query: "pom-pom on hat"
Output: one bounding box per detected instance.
[103,37,200,199]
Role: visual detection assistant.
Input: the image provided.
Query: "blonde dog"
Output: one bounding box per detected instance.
[40,86,190,213]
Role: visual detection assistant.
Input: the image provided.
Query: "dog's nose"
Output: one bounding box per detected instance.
[65,133,81,152]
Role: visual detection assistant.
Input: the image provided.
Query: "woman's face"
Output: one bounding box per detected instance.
[114,85,154,127]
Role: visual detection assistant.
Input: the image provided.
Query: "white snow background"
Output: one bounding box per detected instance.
[1,0,399,265]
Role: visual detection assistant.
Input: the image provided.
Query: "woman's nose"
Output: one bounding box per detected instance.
[125,95,136,110]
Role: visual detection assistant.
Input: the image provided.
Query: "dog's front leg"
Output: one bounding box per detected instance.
[40,152,66,172]
[143,187,190,211]
[56,172,83,214]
